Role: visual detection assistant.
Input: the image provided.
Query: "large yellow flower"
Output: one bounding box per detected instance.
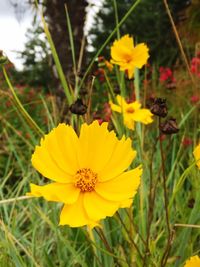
[184,255,200,266]
[111,34,149,79]
[110,95,153,130]
[27,121,141,227]
[193,143,200,169]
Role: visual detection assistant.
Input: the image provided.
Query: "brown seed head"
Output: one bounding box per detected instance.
[150,98,168,118]
[160,117,179,135]
[69,99,87,115]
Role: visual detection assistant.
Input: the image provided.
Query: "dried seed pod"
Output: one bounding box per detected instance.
[69,99,87,115]
[160,117,179,135]
[150,98,168,117]
[114,86,120,94]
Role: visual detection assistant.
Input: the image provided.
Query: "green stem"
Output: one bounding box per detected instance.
[2,67,44,137]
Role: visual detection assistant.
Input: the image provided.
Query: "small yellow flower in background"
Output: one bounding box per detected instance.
[193,143,200,169]
[27,121,142,227]
[110,95,153,130]
[111,34,149,79]
[184,255,200,266]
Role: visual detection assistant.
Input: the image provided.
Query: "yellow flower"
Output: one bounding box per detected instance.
[111,34,149,79]
[110,95,153,130]
[27,121,141,227]
[193,143,200,169]
[184,255,200,266]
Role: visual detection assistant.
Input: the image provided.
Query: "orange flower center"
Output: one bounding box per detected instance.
[124,51,133,63]
[74,168,98,192]
[126,107,135,113]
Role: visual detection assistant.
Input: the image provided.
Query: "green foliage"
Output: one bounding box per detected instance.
[15,21,54,89]
[89,0,191,65]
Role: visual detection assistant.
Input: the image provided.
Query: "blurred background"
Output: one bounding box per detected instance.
[0,0,199,89]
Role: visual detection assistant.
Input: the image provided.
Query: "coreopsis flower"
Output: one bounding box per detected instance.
[111,35,149,79]
[27,121,142,227]
[184,255,200,266]
[193,143,200,169]
[110,95,153,130]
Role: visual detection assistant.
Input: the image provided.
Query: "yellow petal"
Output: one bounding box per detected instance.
[77,121,119,172]
[111,35,134,63]
[32,145,73,183]
[32,124,79,183]
[116,95,127,108]
[129,101,141,111]
[83,191,119,221]
[132,109,153,124]
[59,194,97,227]
[98,136,136,181]
[193,144,200,169]
[27,183,80,204]
[184,255,200,267]
[109,101,121,113]
[39,124,79,174]
[127,67,134,79]
[131,43,149,69]
[119,198,133,208]
[123,115,135,130]
[96,166,142,201]
[116,34,134,49]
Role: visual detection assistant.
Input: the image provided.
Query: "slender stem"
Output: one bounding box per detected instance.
[162,0,196,88]
[86,227,103,267]
[0,196,33,205]
[86,76,95,123]
[94,227,113,254]
[78,0,141,90]
[116,212,143,260]
[158,117,172,267]
[143,137,159,266]
[113,0,120,39]
[104,71,115,102]
[2,67,44,137]
[174,223,200,229]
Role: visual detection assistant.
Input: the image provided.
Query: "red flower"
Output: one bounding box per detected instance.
[182,137,193,147]
[159,67,175,84]
[190,95,200,104]
[97,119,104,125]
[190,57,200,77]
